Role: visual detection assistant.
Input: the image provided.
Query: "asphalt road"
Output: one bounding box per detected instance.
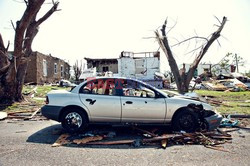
[0,119,250,166]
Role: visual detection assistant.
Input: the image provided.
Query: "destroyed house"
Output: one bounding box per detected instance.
[118,51,160,79]
[25,51,70,84]
[84,57,118,74]
[84,51,162,88]
[118,51,162,88]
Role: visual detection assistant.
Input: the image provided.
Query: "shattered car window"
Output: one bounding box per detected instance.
[122,79,155,98]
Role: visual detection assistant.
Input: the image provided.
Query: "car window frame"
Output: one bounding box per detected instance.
[117,78,164,98]
[79,78,121,96]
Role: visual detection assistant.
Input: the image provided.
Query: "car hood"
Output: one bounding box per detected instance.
[171,95,213,111]
[172,95,201,101]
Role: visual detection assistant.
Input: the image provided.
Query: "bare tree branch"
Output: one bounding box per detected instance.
[13,0,46,58]
[23,1,59,56]
[184,45,203,55]
[186,17,227,85]
[166,19,177,35]
[156,16,227,94]
[23,0,28,6]
[214,15,222,24]
[11,20,16,31]
[0,34,6,52]
[142,37,156,39]
[216,39,221,47]
[12,0,25,3]
[36,1,59,26]
[6,41,10,52]
[171,36,208,47]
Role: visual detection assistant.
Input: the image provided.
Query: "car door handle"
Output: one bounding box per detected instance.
[125,101,133,104]
[86,98,93,102]
[86,98,96,105]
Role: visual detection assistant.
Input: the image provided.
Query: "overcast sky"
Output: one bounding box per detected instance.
[0,0,249,72]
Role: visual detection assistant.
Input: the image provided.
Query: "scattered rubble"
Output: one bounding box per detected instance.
[50,115,250,151]
[220,115,239,128]
[202,81,228,91]
[3,109,46,121]
[51,126,237,152]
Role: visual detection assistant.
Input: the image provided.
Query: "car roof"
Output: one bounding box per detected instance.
[71,76,154,93]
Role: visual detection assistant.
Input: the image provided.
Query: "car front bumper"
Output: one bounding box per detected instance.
[204,113,223,131]
[41,105,63,122]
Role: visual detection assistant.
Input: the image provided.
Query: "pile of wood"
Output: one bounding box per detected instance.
[3,108,46,121]
[52,127,233,152]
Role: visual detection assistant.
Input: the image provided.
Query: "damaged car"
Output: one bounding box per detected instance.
[41,77,222,133]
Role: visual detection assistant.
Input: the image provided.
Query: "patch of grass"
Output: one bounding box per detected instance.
[195,90,250,101]
[23,85,70,98]
[1,85,70,113]
[195,90,250,115]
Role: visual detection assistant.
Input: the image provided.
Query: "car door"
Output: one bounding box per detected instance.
[120,79,167,123]
[79,78,122,122]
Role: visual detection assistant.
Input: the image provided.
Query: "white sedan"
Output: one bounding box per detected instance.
[41,77,222,133]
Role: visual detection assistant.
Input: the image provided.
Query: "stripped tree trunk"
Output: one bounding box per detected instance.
[0,0,59,104]
[156,17,227,94]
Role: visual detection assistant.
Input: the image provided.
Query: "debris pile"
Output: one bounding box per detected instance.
[0,108,46,121]
[169,74,250,92]
[52,127,233,152]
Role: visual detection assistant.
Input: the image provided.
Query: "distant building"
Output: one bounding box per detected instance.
[118,51,160,80]
[84,58,118,74]
[84,51,163,88]
[25,51,70,84]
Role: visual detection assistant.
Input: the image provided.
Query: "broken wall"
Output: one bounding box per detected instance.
[85,58,118,74]
[118,56,160,80]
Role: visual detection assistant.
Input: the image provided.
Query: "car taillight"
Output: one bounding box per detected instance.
[45,96,49,104]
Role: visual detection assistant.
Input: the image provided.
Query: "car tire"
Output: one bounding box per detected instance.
[61,108,88,133]
[172,109,199,133]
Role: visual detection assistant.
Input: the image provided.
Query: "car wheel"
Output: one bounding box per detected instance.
[61,108,88,133]
[172,109,199,133]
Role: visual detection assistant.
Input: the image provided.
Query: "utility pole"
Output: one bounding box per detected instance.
[235,53,239,73]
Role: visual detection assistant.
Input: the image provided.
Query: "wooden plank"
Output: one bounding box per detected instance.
[73,136,103,145]
[161,134,168,149]
[86,140,135,145]
[132,126,158,137]
[52,134,70,147]
[24,108,41,120]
